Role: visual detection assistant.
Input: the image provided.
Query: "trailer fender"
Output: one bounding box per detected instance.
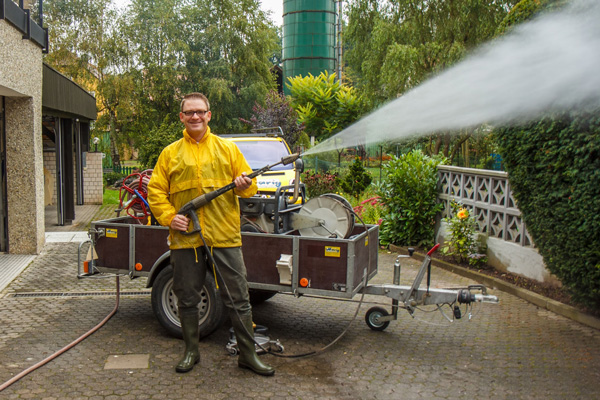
[146,251,172,288]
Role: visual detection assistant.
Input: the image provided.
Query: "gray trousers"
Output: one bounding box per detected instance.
[171,247,251,316]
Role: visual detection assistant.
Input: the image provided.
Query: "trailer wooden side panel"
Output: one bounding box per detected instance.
[242,233,294,285]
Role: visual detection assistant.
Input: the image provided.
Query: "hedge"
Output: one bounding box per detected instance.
[496,107,600,309]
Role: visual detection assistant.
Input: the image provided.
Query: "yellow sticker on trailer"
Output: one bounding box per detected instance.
[325,246,341,257]
[365,237,369,246]
[106,228,118,238]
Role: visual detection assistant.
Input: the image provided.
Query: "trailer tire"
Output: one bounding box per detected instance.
[365,307,390,331]
[151,265,227,339]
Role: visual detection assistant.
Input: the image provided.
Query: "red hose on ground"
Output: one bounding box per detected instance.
[0,276,121,392]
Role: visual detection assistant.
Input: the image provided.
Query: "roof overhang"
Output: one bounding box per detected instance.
[42,63,96,121]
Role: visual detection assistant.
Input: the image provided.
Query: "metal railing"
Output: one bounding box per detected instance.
[437,165,533,247]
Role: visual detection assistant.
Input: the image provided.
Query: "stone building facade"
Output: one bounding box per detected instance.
[1,1,97,254]
[0,9,45,254]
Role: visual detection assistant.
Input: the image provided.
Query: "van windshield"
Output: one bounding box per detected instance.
[233,140,293,171]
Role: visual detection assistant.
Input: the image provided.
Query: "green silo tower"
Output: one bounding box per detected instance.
[282,0,339,94]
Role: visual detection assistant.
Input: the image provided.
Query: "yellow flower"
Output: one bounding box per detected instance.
[457,208,468,219]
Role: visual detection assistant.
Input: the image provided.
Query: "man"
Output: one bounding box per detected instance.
[147,92,274,376]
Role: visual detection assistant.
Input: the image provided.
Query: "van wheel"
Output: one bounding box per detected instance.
[151,264,227,339]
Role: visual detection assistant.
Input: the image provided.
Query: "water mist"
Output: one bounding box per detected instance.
[304,0,600,156]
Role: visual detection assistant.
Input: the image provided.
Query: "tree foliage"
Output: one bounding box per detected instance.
[244,90,305,148]
[44,0,132,166]
[345,0,518,105]
[287,72,364,142]
[340,157,372,200]
[344,0,518,163]
[136,120,182,169]
[43,0,280,166]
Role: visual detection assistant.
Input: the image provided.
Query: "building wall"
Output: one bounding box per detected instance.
[43,151,103,205]
[43,150,57,205]
[83,152,103,204]
[0,20,44,254]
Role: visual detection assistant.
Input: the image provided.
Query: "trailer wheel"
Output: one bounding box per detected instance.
[365,307,390,331]
[151,265,227,339]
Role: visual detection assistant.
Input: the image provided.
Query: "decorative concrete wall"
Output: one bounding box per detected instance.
[437,165,560,286]
[0,20,44,254]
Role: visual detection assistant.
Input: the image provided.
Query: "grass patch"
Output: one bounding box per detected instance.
[104,188,121,205]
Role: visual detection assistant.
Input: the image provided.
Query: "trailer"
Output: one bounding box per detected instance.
[78,182,498,340]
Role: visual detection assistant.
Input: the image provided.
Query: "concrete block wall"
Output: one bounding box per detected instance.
[43,150,56,205]
[83,152,103,204]
[43,151,103,205]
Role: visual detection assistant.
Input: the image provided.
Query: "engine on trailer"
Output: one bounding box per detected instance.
[239,190,356,239]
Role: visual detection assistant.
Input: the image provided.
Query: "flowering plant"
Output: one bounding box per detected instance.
[352,195,383,225]
[441,201,487,266]
[301,170,339,198]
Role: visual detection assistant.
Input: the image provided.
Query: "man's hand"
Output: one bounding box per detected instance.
[170,214,190,232]
[233,172,252,190]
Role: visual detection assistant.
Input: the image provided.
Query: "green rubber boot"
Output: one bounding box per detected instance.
[232,313,275,376]
[175,308,200,373]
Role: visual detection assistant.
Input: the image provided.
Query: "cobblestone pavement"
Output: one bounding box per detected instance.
[0,242,599,399]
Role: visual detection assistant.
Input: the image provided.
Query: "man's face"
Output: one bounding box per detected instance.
[180,98,212,138]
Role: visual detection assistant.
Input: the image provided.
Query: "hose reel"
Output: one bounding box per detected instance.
[117,170,153,219]
[296,195,354,239]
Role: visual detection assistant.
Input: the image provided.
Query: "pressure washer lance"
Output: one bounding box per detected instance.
[178,152,301,235]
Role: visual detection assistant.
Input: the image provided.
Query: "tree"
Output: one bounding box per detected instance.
[178,0,280,133]
[344,0,518,163]
[44,0,134,167]
[287,71,364,162]
[340,157,372,200]
[122,0,187,133]
[243,90,305,148]
[345,0,518,103]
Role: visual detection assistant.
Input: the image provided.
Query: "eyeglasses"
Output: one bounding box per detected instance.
[182,110,209,117]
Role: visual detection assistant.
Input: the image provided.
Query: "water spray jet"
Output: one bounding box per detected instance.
[304,0,600,156]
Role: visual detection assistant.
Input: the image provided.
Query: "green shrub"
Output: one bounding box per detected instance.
[104,172,125,187]
[301,170,340,198]
[496,107,600,309]
[377,150,445,247]
[340,157,372,200]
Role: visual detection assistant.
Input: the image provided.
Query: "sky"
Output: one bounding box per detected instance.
[113,0,284,26]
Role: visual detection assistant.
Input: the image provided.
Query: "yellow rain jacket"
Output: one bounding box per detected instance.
[147,127,257,249]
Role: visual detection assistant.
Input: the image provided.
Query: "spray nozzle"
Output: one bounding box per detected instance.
[281,153,301,166]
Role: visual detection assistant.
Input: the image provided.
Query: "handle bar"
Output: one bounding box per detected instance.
[427,243,440,256]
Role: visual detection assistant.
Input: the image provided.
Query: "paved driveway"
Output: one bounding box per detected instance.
[0,242,598,399]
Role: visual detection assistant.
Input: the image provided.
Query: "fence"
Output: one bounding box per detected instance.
[437,165,532,247]
[102,166,137,175]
